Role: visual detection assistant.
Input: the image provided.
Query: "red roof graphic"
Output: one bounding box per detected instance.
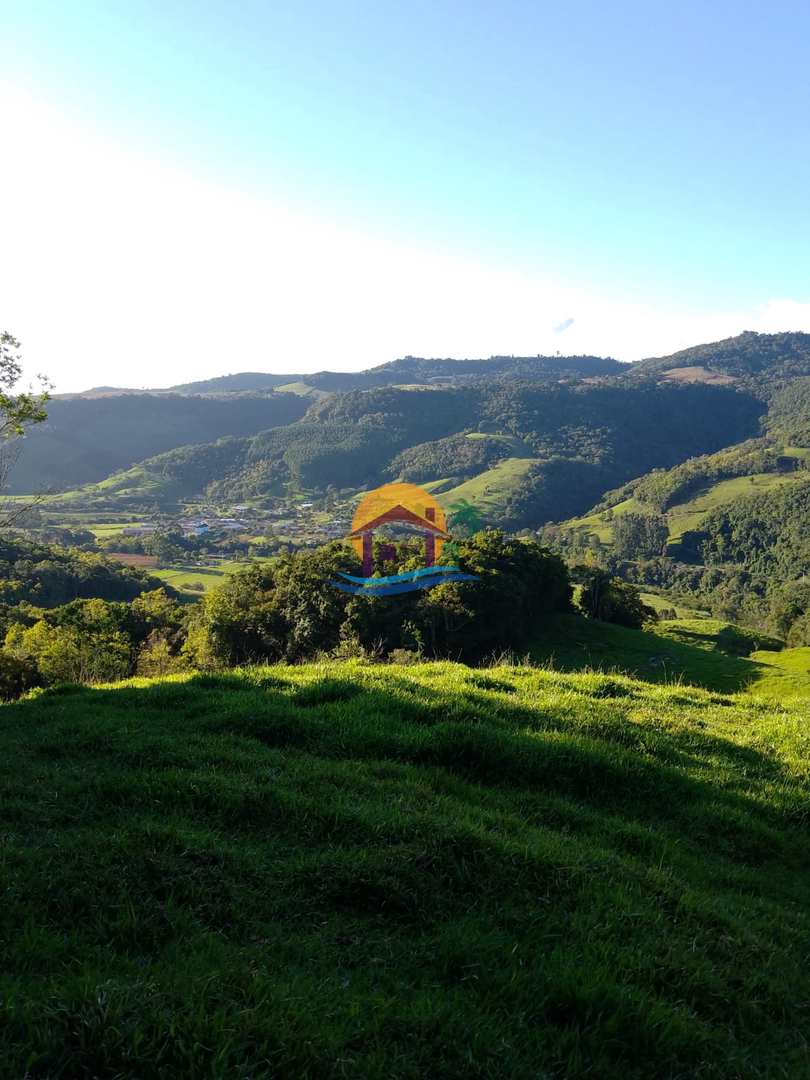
[347,503,450,538]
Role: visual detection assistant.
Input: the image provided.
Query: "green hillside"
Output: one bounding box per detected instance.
[2,661,810,1078]
[529,613,810,698]
[37,367,765,516]
[559,430,810,553]
[436,457,539,521]
[564,471,807,549]
[10,392,308,494]
[633,330,810,386]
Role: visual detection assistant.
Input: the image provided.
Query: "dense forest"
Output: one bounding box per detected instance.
[58,377,765,521]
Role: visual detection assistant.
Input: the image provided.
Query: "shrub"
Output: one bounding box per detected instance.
[0,650,40,699]
[577,570,655,629]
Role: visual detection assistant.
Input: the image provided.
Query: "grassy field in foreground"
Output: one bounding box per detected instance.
[1,663,810,1078]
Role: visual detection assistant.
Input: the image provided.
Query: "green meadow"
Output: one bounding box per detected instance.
[564,472,807,549]
[530,613,810,699]
[151,557,276,596]
[2,660,810,1078]
[435,457,539,520]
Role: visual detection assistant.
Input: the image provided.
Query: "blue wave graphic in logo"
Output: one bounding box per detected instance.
[337,565,469,586]
[330,565,478,596]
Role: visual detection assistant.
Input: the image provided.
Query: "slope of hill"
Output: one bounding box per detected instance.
[27,333,810,528]
[560,436,810,553]
[529,612,809,698]
[633,330,810,389]
[9,392,308,494]
[2,661,809,1078]
[564,472,808,550]
[43,379,764,517]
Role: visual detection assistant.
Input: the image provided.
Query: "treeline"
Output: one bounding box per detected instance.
[0,533,570,694]
[193,532,573,666]
[2,589,188,695]
[0,536,168,608]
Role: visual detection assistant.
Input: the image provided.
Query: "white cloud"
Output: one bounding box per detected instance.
[2,83,809,392]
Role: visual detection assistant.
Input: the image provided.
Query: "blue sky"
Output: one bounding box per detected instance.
[2,1,810,390]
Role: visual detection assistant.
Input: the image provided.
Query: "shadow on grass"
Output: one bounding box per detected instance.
[5,667,806,875]
[529,613,773,694]
[3,666,810,1078]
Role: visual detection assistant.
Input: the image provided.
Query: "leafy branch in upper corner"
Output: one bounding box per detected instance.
[0,332,51,525]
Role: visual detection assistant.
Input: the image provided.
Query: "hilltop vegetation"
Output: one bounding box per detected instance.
[159,352,626,394]
[2,661,810,1078]
[634,329,810,387]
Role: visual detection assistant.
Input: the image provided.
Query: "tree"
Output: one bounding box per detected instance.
[146,530,186,568]
[136,631,187,676]
[0,332,50,524]
[577,569,654,629]
[413,531,572,660]
[612,512,669,559]
[198,543,360,667]
[6,614,131,684]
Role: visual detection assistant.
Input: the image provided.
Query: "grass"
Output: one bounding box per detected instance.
[436,457,538,521]
[2,661,810,1077]
[151,557,275,596]
[638,591,709,619]
[665,473,801,541]
[530,613,810,699]
[750,644,810,698]
[563,471,806,548]
[86,522,143,539]
[274,381,331,400]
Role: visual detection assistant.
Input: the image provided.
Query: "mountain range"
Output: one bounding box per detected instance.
[12,334,810,536]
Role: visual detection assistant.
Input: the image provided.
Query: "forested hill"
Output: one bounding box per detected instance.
[60,379,763,523]
[633,330,810,388]
[21,332,810,527]
[9,391,309,494]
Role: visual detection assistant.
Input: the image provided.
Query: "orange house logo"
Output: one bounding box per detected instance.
[349,482,450,576]
[331,482,478,596]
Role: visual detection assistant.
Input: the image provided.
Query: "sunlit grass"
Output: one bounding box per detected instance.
[1,661,809,1077]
